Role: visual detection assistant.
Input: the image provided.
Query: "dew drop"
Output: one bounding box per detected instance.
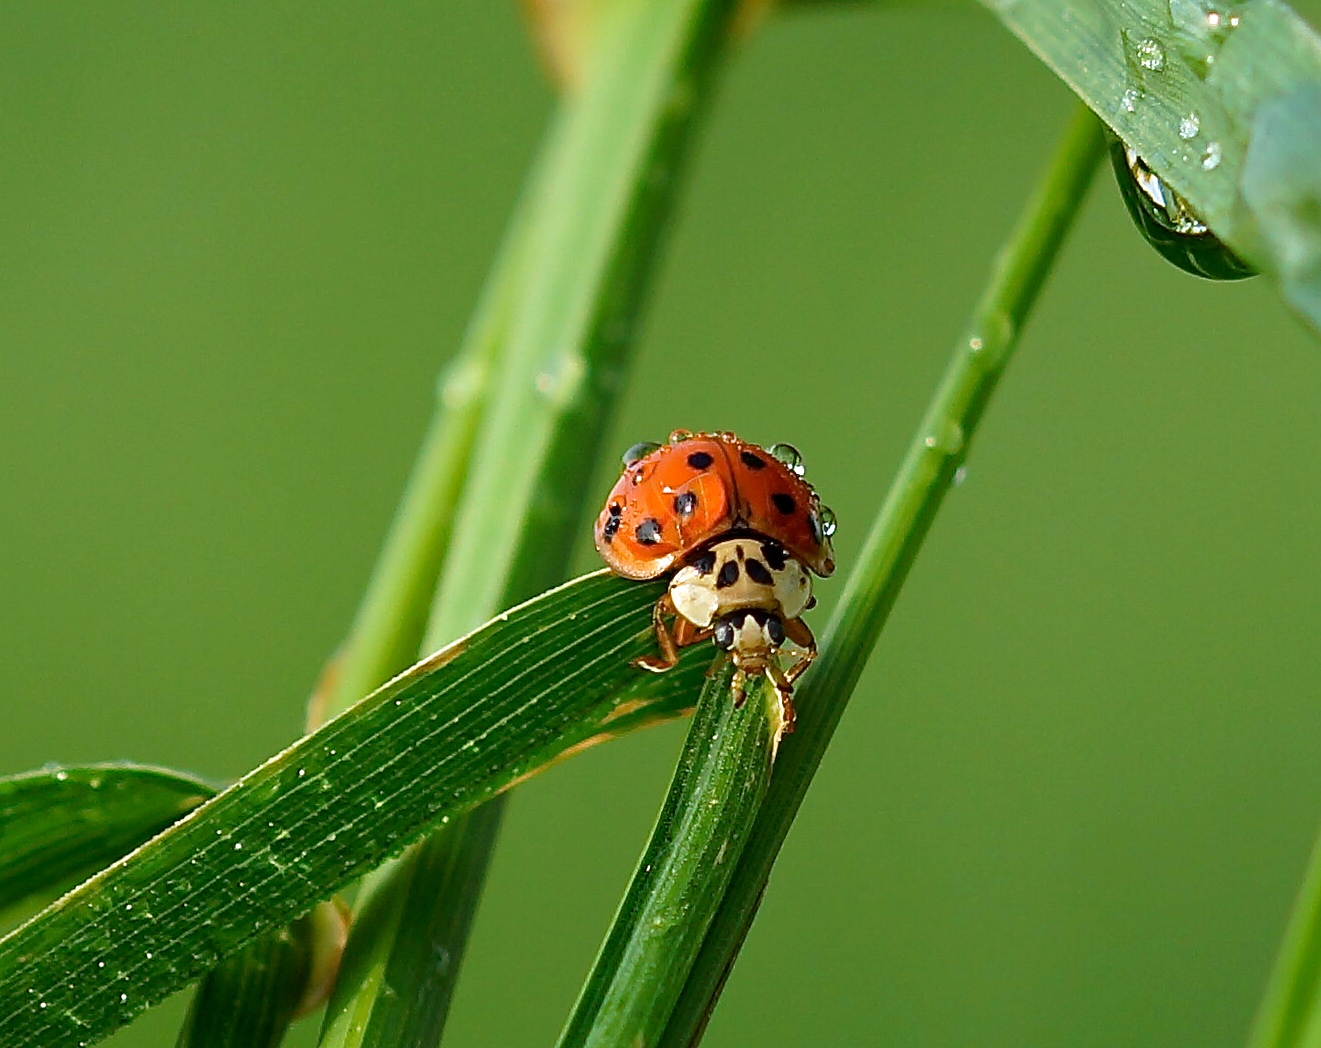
[1135,38,1166,70]
[1201,141,1222,170]
[54,770,68,782]
[924,420,966,456]
[1121,87,1140,113]
[953,465,969,487]
[1179,113,1201,139]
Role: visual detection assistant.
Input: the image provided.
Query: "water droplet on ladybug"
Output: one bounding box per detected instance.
[767,442,805,476]
[622,441,660,467]
[817,505,838,538]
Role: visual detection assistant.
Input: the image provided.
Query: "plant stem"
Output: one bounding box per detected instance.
[318,2,742,1044]
[659,101,1107,1046]
[554,665,774,1048]
[1247,828,1321,1048]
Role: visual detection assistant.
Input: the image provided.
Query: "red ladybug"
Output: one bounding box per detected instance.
[595,430,836,731]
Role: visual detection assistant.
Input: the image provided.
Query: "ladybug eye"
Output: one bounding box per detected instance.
[767,443,805,476]
[622,441,660,467]
[713,619,736,651]
[766,614,785,646]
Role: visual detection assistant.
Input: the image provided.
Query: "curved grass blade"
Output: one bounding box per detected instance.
[554,662,775,1048]
[0,764,217,910]
[657,103,1108,1045]
[317,0,742,1042]
[980,0,1321,334]
[0,570,708,1048]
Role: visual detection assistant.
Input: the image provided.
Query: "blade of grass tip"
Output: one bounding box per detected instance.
[554,663,778,1048]
[658,102,1108,1046]
[1246,825,1321,1048]
[0,764,217,911]
[317,2,742,1044]
[0,572,713,1048]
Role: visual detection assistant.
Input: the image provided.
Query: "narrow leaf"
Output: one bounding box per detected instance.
[1247,824,1321,1047]
[174,920,313,1048]
[555,663,774,1048]
[0,571,707,1047]
[659,104,1108,1045]
[0,764,216,909]
[317,0,743,1041]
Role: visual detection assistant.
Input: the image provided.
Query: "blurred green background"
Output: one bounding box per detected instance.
[3,2,1321,1045]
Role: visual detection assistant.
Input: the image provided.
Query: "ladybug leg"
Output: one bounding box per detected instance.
[633,595,680,674]
[764,662,797,734]
[730,666,749,708]
[634,598,713,673]
[780,617,818,685]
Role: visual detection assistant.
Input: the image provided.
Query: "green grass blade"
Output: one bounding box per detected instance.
[0,571,707,1047]
[196,42,542,1048]
[658,103,1108,1046]
[981,0,1321,333]
[0,764,216,910]
[174,919,313,1048]
[555,663,775,1048]
[1247,827,1321,1046]
[316,1,741,1043]
[321,803,502,1046]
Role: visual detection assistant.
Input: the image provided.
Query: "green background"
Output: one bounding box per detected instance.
[3,3,1321,1045]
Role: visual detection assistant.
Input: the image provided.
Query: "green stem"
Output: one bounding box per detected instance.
[554,666,773,1048]
[659,102,1107,1046]
[1247,827,1321,1048]
[318,2,741,1044]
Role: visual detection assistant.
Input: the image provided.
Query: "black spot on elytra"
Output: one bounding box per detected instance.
[635,518,663,545]
[760,541,788,571]
[744,558,773,585]
[608,502,623,516]
[771,493,797,515]
[716,561,739,588]
[690,549,717,576]
[686,451,714,470]
[602,514,622,542]
[673,491,697,517]
[740,450,767,470]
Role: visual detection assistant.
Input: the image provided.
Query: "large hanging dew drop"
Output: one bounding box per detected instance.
[767,442,805,476]
[1107,133,1256,280]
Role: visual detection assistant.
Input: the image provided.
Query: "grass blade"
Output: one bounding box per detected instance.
[0,571,708,1047]
[554,663,775,1048]
[174,920,314,1048]
[658,102,1108,1045]
[316,1,742,1042]
[981,0,1321,333]
[0,764,216,910]
[1247,827,1321,1047]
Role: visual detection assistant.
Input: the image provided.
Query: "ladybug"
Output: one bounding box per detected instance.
[594,430,836,731]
